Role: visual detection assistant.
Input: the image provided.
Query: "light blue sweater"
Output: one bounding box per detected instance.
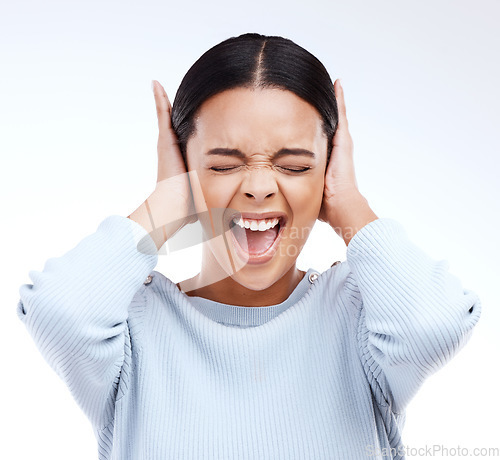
[17,216,481,459]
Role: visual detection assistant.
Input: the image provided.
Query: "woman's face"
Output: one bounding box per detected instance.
[186,87,329,291]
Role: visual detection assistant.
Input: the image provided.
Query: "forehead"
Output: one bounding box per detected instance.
[189,87,326,153]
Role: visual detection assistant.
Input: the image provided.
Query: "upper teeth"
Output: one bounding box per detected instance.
[232,217,281,231]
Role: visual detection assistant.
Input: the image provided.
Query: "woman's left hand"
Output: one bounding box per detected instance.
[319,79,378,245]
[318,79,359,225]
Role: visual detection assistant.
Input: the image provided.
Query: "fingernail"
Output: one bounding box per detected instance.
[338,78,342,88]
[151,80,156,92]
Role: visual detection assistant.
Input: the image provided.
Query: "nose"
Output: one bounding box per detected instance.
[240,166,278,203]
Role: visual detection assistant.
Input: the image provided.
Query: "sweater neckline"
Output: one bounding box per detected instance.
[176,268,320,328]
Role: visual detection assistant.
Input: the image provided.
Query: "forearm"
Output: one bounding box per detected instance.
[17,216,158,428]
[327,190,379,246]
[344,217,481,413]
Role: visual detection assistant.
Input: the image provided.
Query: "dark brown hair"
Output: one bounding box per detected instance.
[171,33,338,167]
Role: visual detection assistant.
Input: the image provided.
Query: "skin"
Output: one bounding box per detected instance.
[317,80,379,243]
[128,79,379,307]
[180,87,329,306]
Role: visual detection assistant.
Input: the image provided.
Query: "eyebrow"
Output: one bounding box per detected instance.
[205,148,316,160]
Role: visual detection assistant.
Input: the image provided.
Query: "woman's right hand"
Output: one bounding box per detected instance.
[128,80,199,251]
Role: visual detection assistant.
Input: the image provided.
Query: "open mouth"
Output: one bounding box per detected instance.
[228,214,287,263]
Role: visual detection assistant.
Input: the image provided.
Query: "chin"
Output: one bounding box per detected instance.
[204,226,301,291]
[229,260,294,292]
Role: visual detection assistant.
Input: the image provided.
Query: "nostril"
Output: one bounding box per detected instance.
[243,192,275,199]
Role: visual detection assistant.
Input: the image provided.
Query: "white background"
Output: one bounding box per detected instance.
[2,0,499,458]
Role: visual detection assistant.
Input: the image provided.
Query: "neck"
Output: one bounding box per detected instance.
[178,250,305,307]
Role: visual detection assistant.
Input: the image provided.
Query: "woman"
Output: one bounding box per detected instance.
[17,33,481,459]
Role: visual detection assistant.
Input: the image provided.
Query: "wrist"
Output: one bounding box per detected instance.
[127,187,180,251]
[127,195,167,252]
[326,190,378,246]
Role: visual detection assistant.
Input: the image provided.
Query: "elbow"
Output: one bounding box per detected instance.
[410,289,482,373]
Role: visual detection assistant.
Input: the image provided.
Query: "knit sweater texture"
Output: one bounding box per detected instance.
[16,216,482,459]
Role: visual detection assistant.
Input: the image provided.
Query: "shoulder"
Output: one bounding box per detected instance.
[125,270,180,345]
[129,269,182,316]
[314,259,358,294]
[309,260,362,317]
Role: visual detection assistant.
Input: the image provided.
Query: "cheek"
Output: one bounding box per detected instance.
[198,177,238,207]
[192,176,241,231]
[288,176,325,216]
[193,173,324,224]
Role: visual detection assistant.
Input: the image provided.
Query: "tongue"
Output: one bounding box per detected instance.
[231,225,279,254]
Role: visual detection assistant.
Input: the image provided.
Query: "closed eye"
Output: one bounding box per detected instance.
[209,166,312,173]
[209,166,241,172]
[276,166,312,173]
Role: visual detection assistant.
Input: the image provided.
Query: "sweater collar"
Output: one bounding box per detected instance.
[180,268,319,328]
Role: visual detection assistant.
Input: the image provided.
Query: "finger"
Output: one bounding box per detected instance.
[152,80,180,153]
[332,79,352,148]
[187,169,229,237]
[186,169,247,272]
[152,79,170,127]
[187,169,209,217]
[334,79,348,127]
